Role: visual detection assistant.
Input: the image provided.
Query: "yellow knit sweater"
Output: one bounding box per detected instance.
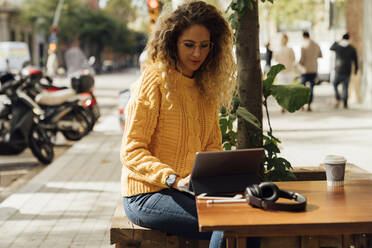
[120,63,222,197]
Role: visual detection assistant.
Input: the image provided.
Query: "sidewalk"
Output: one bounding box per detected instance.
[0,110,122,248]
[0,70,135,248]
[265,82,372,173]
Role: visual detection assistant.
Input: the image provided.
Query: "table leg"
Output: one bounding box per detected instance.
[301,235,319,248]
[236,237,247,248]
[342,234,353,248]
[226,237,235,248]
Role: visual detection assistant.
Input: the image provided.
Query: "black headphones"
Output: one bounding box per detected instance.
[245,182,307,212]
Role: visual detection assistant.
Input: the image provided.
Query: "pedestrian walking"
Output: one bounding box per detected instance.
[64,38,89,75]
[119,1,259,248]
[46,49,58,77]
[264,42,273,74]
[330,33,358,109]
[273,33,296,113]
[298,31,322,112]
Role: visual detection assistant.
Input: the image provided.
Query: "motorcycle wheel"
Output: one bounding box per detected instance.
[61,110,90,141]
[29,125,54,165]
[83,108,95,132]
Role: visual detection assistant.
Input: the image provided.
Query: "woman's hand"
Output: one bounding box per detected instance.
[174,175,191,192]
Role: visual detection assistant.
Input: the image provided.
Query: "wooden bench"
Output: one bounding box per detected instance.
[110,200,209,248]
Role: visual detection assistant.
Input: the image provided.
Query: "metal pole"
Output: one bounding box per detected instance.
[52,0,65,27]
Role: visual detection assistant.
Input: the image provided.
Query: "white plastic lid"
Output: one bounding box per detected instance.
[324,155,346,164]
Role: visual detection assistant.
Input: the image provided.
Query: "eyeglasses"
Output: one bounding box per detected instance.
[179,41,213,53]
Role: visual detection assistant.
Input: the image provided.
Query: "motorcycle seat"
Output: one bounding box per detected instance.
[35,88,77,106]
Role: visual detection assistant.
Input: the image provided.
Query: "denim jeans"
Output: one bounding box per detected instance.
[333,74,350,107]
[123,189,260,248]
[301,73,317,104]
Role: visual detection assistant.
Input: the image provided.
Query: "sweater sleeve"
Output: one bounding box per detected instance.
[205,109,223,152]
[120,67,177,188]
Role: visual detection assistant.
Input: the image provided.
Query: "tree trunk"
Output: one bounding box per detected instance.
[236,1,263,149]
[345,0,364,103]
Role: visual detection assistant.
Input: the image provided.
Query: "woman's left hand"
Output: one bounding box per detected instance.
[174,175,191,192]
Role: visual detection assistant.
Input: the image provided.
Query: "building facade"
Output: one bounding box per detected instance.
[362,0,372,106]
[0,0,45,67]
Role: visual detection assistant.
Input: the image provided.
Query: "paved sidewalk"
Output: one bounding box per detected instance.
[0,70,137,248]
[0,111,122,248]
[265,83,372,173]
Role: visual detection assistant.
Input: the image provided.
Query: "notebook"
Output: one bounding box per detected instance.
[189,148,264,196]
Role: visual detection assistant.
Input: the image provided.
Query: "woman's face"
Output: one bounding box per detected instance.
[177,24,211,77]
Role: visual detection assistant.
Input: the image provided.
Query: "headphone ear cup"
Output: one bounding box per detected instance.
[259,183,279,202]
[250,184,261,198]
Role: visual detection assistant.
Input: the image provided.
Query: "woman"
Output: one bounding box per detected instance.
[120,1,259,247]
[273,33,296,85]
[273,33,296,113]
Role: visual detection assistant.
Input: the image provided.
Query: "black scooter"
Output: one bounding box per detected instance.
[20,69,91,141]
[0,73,54,164]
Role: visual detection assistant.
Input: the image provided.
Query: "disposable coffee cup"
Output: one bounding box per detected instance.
[324,155,346,187]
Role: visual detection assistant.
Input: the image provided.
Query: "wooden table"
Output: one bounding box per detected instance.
[196,180,372,248]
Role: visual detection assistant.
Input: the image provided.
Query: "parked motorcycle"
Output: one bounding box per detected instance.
[21,69,94,141]
[42,70,100,131]
[0,73,54,164]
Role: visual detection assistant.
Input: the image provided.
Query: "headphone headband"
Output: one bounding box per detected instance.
[245,183,307,212]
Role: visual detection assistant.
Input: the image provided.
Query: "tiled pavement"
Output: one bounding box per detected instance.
[0,110,122,248]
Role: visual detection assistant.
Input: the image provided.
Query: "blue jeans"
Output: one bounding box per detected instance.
[333,74,350,107]
[123,189,261,248]
[301,73,317,104]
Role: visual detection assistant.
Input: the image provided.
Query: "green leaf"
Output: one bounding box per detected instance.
[247,0,253,10]
[229,131,237,141]
[263,141,280,154]
[223,142,232,151]
[227,118,233,130]
[270,84,310,112]
[262,64,285,98]
[219,118,228,134]
[236,106,262,129]
[229,113,237,121]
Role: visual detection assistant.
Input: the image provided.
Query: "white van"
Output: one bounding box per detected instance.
[0,42,31,73]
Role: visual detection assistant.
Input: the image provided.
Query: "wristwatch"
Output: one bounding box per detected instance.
[165,174,178,188]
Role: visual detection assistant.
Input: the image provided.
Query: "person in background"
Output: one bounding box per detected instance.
[64,38,89,75]
[298,31,322,112]
[46,49,58,77]
[120,1,260,247]
[264,42,273,74]
[273,33,296,113]
[330,33,358,109]
[5,58,10,73]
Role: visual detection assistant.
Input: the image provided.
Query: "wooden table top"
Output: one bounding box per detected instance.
[196,180,372,237]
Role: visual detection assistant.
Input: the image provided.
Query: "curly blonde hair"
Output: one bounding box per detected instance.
[144,0,236,110]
